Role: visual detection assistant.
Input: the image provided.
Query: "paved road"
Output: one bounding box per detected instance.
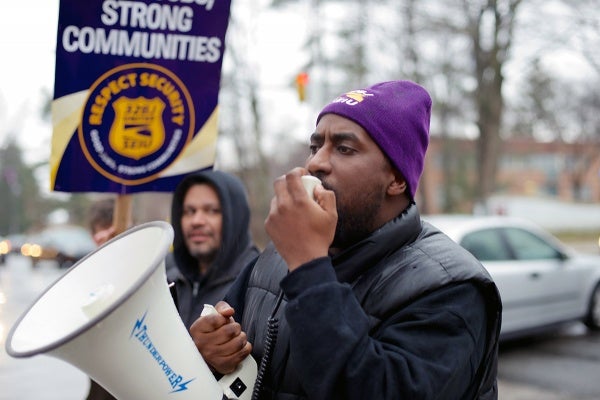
[0,256,89,400]
[497,326,600,400]
[1,253,598,399]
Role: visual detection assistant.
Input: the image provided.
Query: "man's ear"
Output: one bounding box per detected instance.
[387,172,407,196]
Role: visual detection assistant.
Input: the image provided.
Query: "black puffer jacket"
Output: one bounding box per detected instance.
[225,204,502,400]
[166,170,259,329]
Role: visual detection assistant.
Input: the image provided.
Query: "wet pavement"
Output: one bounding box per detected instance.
[0,256,89,399]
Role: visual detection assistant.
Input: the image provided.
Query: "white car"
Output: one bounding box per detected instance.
[423,214,600,340]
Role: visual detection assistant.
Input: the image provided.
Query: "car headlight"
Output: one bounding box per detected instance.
[30,244,43,258]
[0,240,10,255]
[21,243,32,256]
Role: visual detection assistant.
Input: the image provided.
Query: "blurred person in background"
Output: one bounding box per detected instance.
[88,198,116,247]
[87,171,259,328]
[166,170,260,329]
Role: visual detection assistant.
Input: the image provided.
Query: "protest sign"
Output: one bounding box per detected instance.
[50,0,231,195]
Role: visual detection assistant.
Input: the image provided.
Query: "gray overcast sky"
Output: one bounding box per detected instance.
[0,0,595,168]
[0,0,59,163]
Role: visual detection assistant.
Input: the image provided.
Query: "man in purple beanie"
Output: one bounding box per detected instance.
[190,81,502,400]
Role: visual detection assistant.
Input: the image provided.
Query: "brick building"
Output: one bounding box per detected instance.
[420,137,600,214]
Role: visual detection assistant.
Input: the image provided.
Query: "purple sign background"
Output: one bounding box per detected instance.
[51,0,231,193]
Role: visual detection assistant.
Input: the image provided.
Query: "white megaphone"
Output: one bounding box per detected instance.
[5,221,256,400]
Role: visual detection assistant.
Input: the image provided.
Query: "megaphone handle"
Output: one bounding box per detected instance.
[201,305,257,400]
[201,304,218,317]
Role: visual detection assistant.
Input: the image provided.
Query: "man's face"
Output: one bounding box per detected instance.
[307,113,396,248]
[181,183,223,265]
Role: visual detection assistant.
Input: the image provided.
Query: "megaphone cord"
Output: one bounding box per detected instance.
[251,290,284,400]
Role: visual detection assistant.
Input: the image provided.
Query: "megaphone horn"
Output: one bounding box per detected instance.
[5,221,255,400]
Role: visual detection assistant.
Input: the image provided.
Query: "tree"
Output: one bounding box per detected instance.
[564,0,600,75]
[510,58,563,140]
[464,0,524,209]
[0,139,47,233]
[391,1,478,212]
[217,4,277,246]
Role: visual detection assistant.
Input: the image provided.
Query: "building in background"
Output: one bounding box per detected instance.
[422,137,600,215]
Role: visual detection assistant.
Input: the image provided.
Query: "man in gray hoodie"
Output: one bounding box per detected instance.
[166,170,260,329]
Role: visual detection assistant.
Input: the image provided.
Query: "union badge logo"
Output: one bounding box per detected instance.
[109,97,166,160]
[79,63,195,186]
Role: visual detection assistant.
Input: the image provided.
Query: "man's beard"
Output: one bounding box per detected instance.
[189,247,218,266]
[327,182,385,249]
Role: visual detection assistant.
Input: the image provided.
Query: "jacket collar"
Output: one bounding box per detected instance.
[332,204,422,283]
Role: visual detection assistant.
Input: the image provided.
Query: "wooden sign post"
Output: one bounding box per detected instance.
[112,195,133,236]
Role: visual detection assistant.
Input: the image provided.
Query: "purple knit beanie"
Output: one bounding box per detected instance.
[316,80,432,199]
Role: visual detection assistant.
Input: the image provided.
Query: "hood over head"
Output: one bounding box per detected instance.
[170,170,254,282]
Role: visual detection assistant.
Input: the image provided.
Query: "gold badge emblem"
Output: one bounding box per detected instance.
[109,97,166,160]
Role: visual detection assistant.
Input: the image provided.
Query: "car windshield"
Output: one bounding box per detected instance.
[41,226,96,255]
[502,227,563,260]
[461,228,511,261]
[461,226,564,261]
